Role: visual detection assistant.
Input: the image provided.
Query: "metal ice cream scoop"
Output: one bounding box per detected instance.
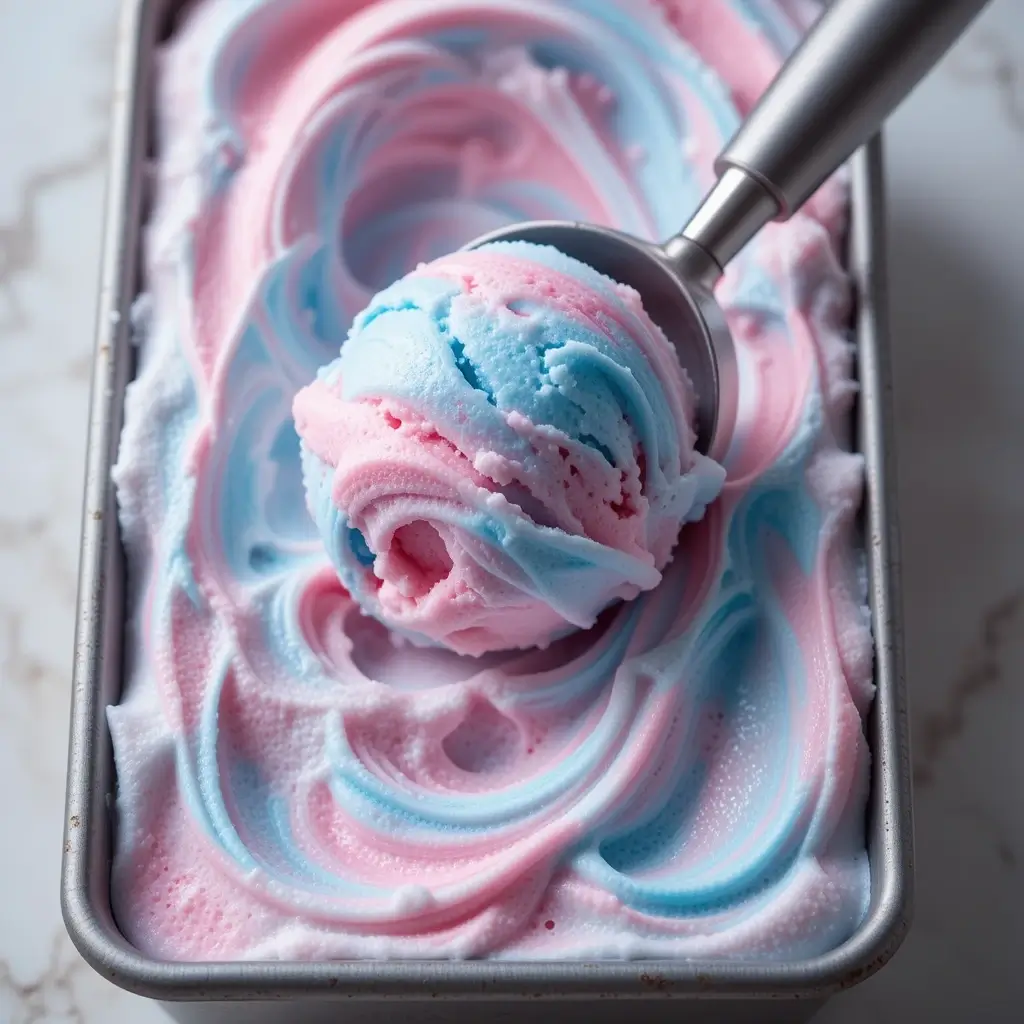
[467,0,990,459]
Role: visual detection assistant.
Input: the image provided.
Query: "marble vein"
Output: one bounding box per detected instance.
[0,139,108,333]
[948,30,1024,132]
[913,588,1024,786]
[955,801,1018,873]
[0,933,87,1024]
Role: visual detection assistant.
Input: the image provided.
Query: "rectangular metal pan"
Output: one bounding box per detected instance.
[61,1,914,1020]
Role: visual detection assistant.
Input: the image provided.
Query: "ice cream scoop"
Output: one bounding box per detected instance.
[470,0,990,460]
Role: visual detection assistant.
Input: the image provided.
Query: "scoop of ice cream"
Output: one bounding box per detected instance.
[293,241,724,655]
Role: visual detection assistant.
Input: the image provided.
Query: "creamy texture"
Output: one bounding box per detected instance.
[294,241,724,656]
[111,0,874,961]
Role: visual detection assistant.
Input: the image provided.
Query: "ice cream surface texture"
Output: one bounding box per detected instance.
[293,240,724,656]
[111,0,875,961]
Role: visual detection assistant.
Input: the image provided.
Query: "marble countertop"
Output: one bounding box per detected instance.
[1,2,1022,1021]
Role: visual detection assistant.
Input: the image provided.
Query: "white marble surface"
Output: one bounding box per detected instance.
[0,1,1022,1021]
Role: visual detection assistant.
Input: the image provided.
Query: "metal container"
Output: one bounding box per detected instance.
[61,1,914,1020]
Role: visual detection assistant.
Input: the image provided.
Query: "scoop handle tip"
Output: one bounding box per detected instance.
[679,0,990,271]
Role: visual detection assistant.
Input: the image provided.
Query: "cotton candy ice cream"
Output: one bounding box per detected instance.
[110,0,874,964]
[293,241,723,655]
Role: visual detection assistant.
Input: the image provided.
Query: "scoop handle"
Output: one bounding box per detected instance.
[670,0,990,279]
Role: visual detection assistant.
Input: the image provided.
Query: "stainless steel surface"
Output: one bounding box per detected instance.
[712,0,990,222]
[675,167,780,273]
[61,0,913,1018]
[474,0,988,459]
